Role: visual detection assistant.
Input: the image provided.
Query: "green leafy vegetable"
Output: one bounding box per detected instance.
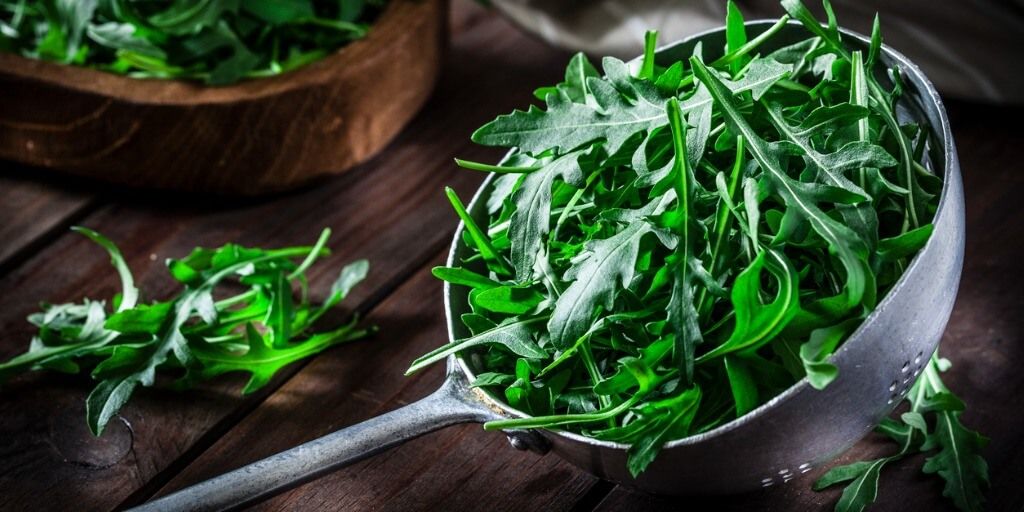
[0,0,385,85]
[409,1,985,510]
[0,227,373,435]
[815,355,989,512]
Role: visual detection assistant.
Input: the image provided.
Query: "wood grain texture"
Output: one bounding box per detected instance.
[0,167,96,271]
[0,146,468,510]
[587,101,1024,512]
[0,1,1021,511]
[0,0,445,195]
[156,253,599,512]
[0,3,571,510]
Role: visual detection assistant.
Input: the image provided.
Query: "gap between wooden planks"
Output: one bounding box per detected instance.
[0,170,100,275]
[149,250,600,512]
[2,2,1021,511]
[0,3,575,511]
[588,102,1024,512]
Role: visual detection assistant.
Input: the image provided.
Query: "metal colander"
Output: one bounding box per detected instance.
[132,21,963,511]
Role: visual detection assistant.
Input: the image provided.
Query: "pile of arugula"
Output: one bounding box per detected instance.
[0,227,372,435]
[0,0,384,85]
[408,1,988,510]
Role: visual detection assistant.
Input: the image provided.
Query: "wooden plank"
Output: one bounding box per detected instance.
[154,253,599,511]
[591,101,1024,511]
[0,167,96,272]
[0,6,571,510]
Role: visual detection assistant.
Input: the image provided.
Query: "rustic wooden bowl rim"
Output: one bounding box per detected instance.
[0,0,416,105]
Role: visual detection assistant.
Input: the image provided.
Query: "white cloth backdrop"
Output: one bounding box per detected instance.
[491,0,1024,104]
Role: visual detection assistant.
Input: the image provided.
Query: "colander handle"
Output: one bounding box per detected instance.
[129,373,495,512]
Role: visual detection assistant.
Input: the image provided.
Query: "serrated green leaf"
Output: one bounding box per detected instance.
[799,318,858,390]
[432,266,500,289]
[692,57,870,312]
[471,285,544,315]
[923,410,990,512]
[698,249,799,361]
[104,302,173,335]
[662,97,703,382]
[473,72,669,156]
[406,317,548,374]
[509,149,587,281]
[194,322,368,395]
[724,0,748,75]
[626,386,701,477]
[814,459,877,490]
[4,228,372,436]
[548,215,653,349]
[833,457,889,512]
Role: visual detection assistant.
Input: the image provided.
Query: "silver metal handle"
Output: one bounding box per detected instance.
[131,375,496,512]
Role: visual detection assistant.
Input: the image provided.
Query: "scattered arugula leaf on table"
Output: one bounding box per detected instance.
[814,354,988,512]
[408,1,987,510]
[0,227,373,435]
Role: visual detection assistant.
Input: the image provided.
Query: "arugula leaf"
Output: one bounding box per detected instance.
[194,321,369,394]
[54,0,99,61]
[547,214,653,349]
[0,0,384,84]
[471,285,544,315]
[105,302,173,335]
[723,355,757,417]
[410,2,973,495]
[661,97,704,383]
[431,266,501,289]
[71,227,139,312]
[508,149,587,281]
[920,361,990,512]
[406,317,548,374]
[798,319,858,389]
[625,386,701,477]
[0,228,372,435]
[832,457,891,512]
[86,23,166,59]
[692,57,870,313]
[473,62,671,155]
[724,0,748,76]
[816,355,988,512]
[698,250,799,361]
[534,52,600,105]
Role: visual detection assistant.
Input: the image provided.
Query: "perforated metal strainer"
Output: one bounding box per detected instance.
[132,21,963,511]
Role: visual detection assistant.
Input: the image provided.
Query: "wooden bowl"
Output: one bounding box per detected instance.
[0,0,446,195]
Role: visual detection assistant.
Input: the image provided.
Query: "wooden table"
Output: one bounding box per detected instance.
[1,3,1021,511]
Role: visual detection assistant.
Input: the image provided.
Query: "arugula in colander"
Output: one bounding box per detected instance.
[408,1,987,510]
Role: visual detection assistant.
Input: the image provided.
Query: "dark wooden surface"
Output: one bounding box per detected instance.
[0,2,1021,511]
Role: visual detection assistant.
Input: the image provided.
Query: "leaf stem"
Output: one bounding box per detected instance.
[445,187,513,276]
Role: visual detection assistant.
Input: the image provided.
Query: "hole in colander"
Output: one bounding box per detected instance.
[799,463,812,473]
[889,380,898,392]
[915,351,924,364]
[779,468,791,475]
[762,480,774,488]
[901,361,911,373]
